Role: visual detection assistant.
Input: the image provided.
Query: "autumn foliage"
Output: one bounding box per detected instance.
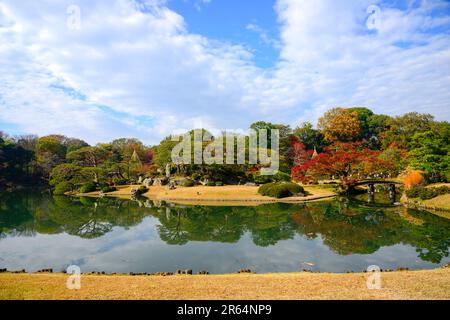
[291,142,389,184]
[401,169,424,190]
[318,108,361,143]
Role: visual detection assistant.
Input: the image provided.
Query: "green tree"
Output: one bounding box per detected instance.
[408,121,450,181]
[293,122,326,151]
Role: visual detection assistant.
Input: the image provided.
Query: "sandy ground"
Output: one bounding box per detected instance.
[1,268,449,300]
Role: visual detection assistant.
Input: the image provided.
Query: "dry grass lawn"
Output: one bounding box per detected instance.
[1,269,449,300]
[78,185,336,205]
[145,185,336,204]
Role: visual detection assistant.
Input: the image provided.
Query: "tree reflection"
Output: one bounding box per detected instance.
[0,191,449,263]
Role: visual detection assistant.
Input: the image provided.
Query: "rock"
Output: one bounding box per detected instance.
[143,178,153,187]
[238,269,251,274]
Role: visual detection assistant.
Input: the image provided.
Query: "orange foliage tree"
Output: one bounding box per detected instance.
[400,169,424,190]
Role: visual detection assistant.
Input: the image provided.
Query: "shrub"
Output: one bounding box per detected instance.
[253,171,291,184]
[135,186,149,196]
[113,178,127,186]
[258,182,304,199]
[406,186,450,200]
[101,186,117,193]
[273,172,291,182]
[79,182,97,194]
[206,181,216,186]
[191,173,201,181]
[54,182,74,195]
[215,181,223,186]
[401,169,424,190]
[253,174,273,185]
[183,179,195,187]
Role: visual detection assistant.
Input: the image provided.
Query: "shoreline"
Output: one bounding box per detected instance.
[1,267,449,300]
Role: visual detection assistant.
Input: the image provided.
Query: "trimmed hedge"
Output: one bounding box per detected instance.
[253,172,291,185]
[135,186,149,196]
[183,179,195,187]
[258,182,304,199]
[406,186,450,200]
[79,182,97,194]
[54,182,74,195]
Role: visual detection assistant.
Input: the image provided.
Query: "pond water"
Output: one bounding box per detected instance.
[0,191,449,274]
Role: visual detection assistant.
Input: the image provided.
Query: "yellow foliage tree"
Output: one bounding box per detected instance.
[318,108,361,143]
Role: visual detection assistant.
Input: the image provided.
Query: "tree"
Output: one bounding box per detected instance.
[408,121,450,181]
[36,136,68,178]
[66,146,110,183]
[250,121,292,172]
[381,112,434,148]
[0,137,34,186]
[318,108,361,143]
[291,142,386,185]
[289,136,313,167]
[347,107,374,140]
[293,122,326,151]
[49,163,86,186]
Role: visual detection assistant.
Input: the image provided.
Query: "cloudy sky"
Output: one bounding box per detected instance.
[0,0,449,145]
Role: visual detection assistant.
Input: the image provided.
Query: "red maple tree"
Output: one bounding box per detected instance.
[291,142,390,185]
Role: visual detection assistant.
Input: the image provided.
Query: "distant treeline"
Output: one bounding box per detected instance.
[1,108,449,191]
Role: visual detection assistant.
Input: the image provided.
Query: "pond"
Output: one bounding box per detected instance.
[0,190,449,274]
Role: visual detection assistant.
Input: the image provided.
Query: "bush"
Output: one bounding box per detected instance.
[191,173,201,181]
[54,182,74,195]
[273,172,291,182]
[113,178,127,186]
[79,182,97,194]
[406,186,450,200]
[258,182,304,199]
[206,181,216,186]
[183,179,195,187]
[135,186,149,196]
[215,181,223,186]
[101,186,117,193]
[253,171,291,185]
[401,169,424,190]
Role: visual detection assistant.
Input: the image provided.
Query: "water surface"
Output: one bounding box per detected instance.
[0,191,449,274]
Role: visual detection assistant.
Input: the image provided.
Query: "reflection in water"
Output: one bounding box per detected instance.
[0,190,449,273]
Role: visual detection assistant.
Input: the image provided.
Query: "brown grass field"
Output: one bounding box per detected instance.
[1,269,449,300]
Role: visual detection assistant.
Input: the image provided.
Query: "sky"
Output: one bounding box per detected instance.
[0,0,449,145]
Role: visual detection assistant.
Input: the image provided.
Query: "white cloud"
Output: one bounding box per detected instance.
[0,0,449,145]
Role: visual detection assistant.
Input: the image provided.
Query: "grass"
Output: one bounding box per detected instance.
[144,185,336,205]
[1,268,449,300]
[403,183,450,218]
[78,184,336,205]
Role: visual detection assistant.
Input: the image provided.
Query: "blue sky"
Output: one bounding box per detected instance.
[0,0,449,144]
[167,0,280,67]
